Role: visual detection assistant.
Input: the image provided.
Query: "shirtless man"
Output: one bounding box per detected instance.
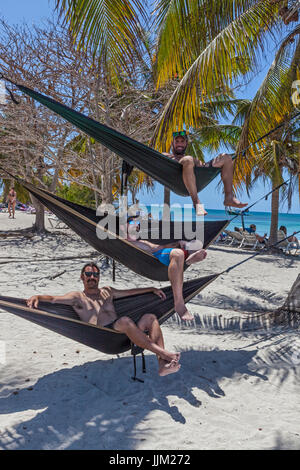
[7,187,17,219]
[26,263,181,377]
[127,217,207,322]
[164,131,247,216]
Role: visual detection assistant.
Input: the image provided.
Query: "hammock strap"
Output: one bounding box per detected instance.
[1,73,299,172]
[229,178,291,223]
[222,230,300,275]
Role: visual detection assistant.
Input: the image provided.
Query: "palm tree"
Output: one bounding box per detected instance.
[235,24,300,244]
[151,0,289,151]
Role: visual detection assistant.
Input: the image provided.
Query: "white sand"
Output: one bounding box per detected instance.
[0,211,299,450]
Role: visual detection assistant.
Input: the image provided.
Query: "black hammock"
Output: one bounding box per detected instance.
[10,177,229,282]
[0,274,218,356]
[4,79,225,196]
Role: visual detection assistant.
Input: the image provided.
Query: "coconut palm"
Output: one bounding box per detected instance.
[234,24,300,244]
[151,0,296,151]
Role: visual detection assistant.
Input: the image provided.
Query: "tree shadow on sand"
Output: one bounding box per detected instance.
[0,348,267,450]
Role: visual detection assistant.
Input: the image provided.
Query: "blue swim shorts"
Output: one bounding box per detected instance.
[152,248,173,266]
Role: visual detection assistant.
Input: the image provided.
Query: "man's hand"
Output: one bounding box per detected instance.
[152,288,166,300]
[26,296,40,309]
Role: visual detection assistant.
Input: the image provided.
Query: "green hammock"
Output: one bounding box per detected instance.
[6,80,223,196]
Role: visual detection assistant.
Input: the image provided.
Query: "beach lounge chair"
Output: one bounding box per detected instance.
[225,230,244,246]
[277,230,299,255]
[239,231,263,249]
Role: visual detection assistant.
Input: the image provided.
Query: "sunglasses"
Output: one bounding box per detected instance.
[173,131,187,138]
[128,220,140,225]
[84,271,100,278]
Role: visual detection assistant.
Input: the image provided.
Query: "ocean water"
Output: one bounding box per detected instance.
[142,205,300,239]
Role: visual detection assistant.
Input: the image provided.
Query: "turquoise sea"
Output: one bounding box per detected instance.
[142,205,300,240]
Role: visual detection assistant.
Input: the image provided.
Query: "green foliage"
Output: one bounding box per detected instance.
[56,183,97,208]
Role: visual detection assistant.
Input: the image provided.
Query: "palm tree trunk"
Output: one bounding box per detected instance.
[268,182,279,246]
[162,187,170,220]
[30,194,45,233]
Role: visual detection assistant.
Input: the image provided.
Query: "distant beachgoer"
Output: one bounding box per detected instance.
[163,131,247,216]
[245,224,267,243]
[279,226,299,244]
[7,187,17,219]
[127,217,207,322]
[26,263,181,377]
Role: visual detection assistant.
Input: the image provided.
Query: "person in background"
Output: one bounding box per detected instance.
[279,226,299,244]
[245,224,267,244]
[7,187,17,219]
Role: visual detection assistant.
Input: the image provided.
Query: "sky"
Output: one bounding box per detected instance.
[0,0,299,214]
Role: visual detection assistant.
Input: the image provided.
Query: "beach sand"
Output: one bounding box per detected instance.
[0,211,299,450]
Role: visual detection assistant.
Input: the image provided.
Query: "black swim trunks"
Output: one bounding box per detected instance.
[104,311,151,331]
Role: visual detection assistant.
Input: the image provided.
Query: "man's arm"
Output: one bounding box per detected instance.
[26,292,81,309]
[111,287,166,301]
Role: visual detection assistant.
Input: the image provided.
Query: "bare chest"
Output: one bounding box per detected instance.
[74,291,117,326]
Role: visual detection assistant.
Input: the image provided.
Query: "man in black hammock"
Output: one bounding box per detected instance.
[163,131,248,216]
[26,263,181,377]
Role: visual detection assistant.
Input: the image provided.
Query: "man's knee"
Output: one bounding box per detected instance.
[170,249,185,265]
[212,153,232,168]
[220,153,232,163]
[170,248,185,259]
[114,316,135,332]
[136,314,158,335]
[138,313,157,330]
[141,313,157,324]
[180,156,194,167]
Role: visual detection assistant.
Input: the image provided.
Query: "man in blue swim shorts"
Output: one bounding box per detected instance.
[127,218,207,321]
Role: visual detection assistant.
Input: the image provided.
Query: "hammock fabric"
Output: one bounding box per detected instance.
[0,274,219,355]
[15,178,229,282]
[7,80,224,196]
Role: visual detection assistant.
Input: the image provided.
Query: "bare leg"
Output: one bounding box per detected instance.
[12,201,16,218]
[168,249,193,321]
[179,156,207,216]
[185,249,207,265]
[8,202,11,218]
[137,314,181,376]
[212,154,247,208]
[114,315,180,365]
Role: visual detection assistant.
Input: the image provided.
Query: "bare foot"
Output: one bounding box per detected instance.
[195,203,208,216]
[159,350,181,364]
[159,359,181,376]
[224,197,247,209]
[175,303,194,321]
[186,249,207,265]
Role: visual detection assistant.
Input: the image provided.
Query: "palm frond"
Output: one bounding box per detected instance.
[55,0,148,72]
[152,0,282,151]
[235,26,300,186]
